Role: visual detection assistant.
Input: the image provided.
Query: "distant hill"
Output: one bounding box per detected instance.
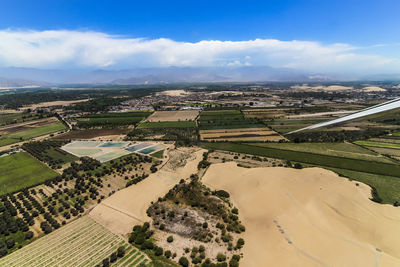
[0,66,332,85]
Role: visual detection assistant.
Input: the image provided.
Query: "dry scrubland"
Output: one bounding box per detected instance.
[90,147,205,234]
[202,162,400,267]
[0,216,148,267]
[146,110,199,122]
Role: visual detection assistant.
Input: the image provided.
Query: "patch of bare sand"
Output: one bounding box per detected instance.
[362,86,386,92]
[21,99,90,110]
[157,90,190,96]
[89,147,206,235]
[202,162,400,267]
[291,85,354,91]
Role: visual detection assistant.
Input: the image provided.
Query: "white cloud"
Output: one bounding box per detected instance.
[0,29,398,74]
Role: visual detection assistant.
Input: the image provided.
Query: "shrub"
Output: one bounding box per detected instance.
[110,252,117,262]
[25,231,34,240]
[154,246,163,256]
[117,246,125,257]
[167,236,174,243]
[294,163,303,169]
[215,190,230,198]
[0,248,7,258]
[5,238,15,249]
[179,256,189,267]
[236,238,245,249]
[102,258,109,267]
[217,253,226,262]
[165,250,172,258]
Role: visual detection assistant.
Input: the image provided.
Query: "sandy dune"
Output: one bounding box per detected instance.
[21,99,89,110]
[158,90,190,96]
[291,85,353,91]
[202,162,400,267]
[363,86,386,92]
[89,147,205,235]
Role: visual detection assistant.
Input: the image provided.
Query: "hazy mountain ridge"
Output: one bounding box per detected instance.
[1,66,399,87]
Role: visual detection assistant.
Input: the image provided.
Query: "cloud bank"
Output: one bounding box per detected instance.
[0,29,398,74]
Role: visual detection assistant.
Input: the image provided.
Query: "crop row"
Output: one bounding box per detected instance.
[0,216,142,267]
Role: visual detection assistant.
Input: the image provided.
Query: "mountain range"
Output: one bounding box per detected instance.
[0,66,399,87]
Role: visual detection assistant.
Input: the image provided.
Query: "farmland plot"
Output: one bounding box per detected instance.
[0,216,149,267]
[0,117,66,147]
[146,110,199,122]
[198,109,284,141]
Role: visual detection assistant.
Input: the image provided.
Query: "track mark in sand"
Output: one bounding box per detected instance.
[273,220,292,244]
[273,219,331,267]
[374,248,382,267]
[100,203,144,223]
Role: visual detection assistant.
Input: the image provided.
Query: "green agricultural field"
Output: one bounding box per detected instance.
[137,121,196,129]
[151,150,164,159]
[200,142,400,177]
[325,168,400,204]
[0,216,149,267]
[0,152,58,195]
[8,122,66,140]
[0,122,67,147]
[85,111,151,118]
[266,119,325,125]
[201,109,242,114]
[198,114,244,121]
[199,122,265,130]
[250,142,395,163]
[354,140,400,150]
[0,112,40,126]
[77,111,151,128]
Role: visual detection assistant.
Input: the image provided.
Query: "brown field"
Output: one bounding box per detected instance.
[202,162,400,267]
[157,90,190,96]
[0,117,59,135]
[200,128,286,141]
[21,99,90,110]
[89,147,205,235]
[53,128,129,140]
[146,110,199,122]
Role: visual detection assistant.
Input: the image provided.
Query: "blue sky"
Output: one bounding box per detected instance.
[0,0,399,74]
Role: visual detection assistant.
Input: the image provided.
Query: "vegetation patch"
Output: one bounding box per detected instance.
[354,140,400,150]
[22,140,78,169]
[200,142,400,177]
[76,111,151,128]
[0,152,58,196]
[145,175,245,266]
[250,142,395,163]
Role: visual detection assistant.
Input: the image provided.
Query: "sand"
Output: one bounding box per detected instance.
[291,85,354,91]
[21,99,89,110]
[146,110,199,122]
[202,162,400,267]
[158,90,190,96]
[362,86,386,92]
[89,147,206,235]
